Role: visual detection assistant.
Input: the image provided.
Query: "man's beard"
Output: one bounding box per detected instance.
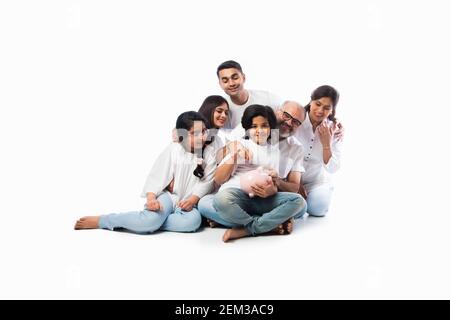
[278,122,292,138]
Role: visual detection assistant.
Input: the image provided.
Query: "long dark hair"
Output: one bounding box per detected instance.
[175,111,207,179]
[304,85,340,122]
[197,95,229,129]
[241,104,277,142]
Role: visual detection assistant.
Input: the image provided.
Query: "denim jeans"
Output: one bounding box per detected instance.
[198,194,239,228]
[213,188,306,235]
[306,184,334,217]
[99,192,202,233]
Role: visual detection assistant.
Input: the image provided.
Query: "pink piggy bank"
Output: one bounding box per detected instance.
[240,167,273,198]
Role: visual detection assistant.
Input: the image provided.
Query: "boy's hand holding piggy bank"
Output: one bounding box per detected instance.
[240,167,278,198]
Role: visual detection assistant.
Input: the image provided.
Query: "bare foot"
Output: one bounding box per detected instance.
[223,228,250,242]
[74,216,100,230]
[206,219,220,228]
[269,224,285,235]
[282,218,294,234]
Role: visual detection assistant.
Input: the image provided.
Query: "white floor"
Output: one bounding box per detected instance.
[2,179,449,299]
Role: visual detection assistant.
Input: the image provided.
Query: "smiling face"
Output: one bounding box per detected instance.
[218,68,246,98]
[249,115,271,145]
[212,103,229,128]
[187,121,207,151]
[309,97,333,124]
[277,101,305,138]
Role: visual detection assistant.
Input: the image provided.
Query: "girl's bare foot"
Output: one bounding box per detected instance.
[74,216,100,230]
[223,228,250,242]
[282,218,294,234]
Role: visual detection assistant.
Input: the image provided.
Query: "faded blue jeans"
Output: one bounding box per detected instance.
[305,184,334,217]
[198,194,239,228]
[99,192,202,233]
[213,188,306,235]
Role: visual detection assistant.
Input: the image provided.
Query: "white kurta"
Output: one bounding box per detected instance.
[289,113,342,191]
[277,137,305,180]
[141,143,216,208]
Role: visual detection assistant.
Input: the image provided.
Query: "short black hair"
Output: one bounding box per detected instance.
[216,60,243,78]
[241,105,277,141]
[197,95,229,129]
[305,85,340,122]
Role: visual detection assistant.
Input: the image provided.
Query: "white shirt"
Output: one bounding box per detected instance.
[141,143,216,208]
[205,128,246,194]
[218,138,304,191]
[278,137,305,180]
[289,113,342,191]
[224,90,282,129]
[207,128,235,164]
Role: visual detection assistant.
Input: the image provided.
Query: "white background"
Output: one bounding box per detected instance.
[0,0,449,299]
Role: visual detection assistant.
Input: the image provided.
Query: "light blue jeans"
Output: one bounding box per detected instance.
[213,188,306,236]
[198,194,239,228]
[306,184,334,217]
[98,192,202,234]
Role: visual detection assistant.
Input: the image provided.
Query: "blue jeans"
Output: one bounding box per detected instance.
[213,188,306,235]
[306,184,334,217]
[99,192,202,233]
[198,194,239,228]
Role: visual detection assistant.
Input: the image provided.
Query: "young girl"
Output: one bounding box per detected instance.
[74,111,217,234]
[212,105,306,242]
[165,95,233,210]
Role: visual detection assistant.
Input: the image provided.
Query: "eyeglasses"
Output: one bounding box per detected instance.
[281,111,302,127]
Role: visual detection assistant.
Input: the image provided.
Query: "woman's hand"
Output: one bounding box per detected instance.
[146,199,162,212]
[146,192,162,212]
[177,199,194,212]
[317,121,335,149]
[227,141,252,162]
[177,195,199,212]
[333,119,345,141]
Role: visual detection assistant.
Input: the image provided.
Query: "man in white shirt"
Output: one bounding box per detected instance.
[216,60,282,129]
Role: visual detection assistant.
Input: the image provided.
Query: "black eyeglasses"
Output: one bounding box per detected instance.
[282,111,302,127]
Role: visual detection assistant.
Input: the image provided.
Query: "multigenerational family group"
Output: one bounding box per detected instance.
[75,60,343,242]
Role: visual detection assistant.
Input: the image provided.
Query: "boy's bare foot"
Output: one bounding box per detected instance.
[269,224,285,235]
[282,218,294,234]
[74,216,100,230]
[223,228,250,242]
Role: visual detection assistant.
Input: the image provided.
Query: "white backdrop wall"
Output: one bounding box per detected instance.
[0,0,449,299]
